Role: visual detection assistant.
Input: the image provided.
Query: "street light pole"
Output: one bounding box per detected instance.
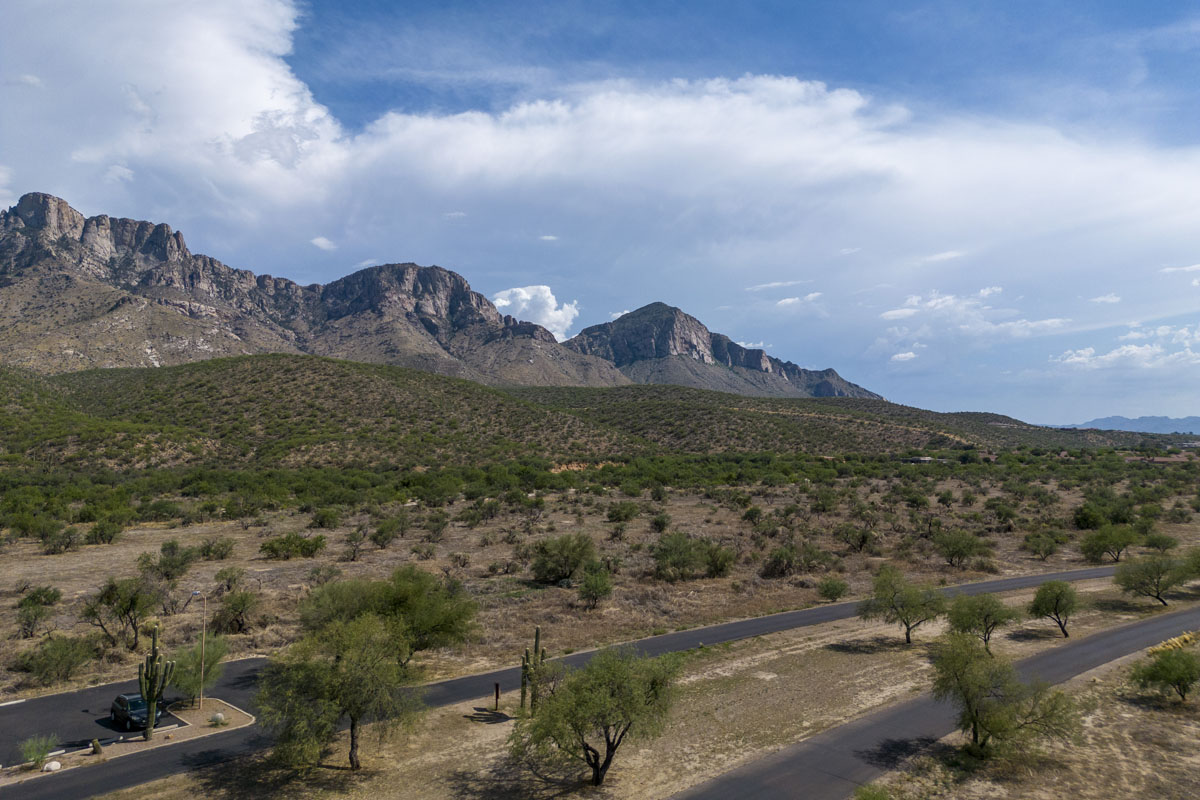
[192,591,207,711]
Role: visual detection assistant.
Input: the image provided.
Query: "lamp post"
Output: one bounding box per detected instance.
[191,590,207,711]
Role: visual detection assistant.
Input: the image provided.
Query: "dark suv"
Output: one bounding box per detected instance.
[109,693,163,731]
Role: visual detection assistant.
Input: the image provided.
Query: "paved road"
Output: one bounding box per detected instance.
[0,565,1117,798]
[674,602,1200,800]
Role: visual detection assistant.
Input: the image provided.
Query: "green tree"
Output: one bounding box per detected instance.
[577,562,613,610]
[16,586,61,638]
[930,633,1077,756]
[817,576,850,602]
[16,635,94,684]
[858,565,946,644]
[947,593,1022,653]
[531,533,597,584]
[509,648,680,786]
[81,576,159,650]
[170,635,229,705]
[1080,525,1138,563]
[1131,648,1200,702]
[1028,581,1077,638]
[651,531,705,581]
[933,530,992,568]
[257,614,421,770]
[299,566,475,665]
[1114,555,1189,606]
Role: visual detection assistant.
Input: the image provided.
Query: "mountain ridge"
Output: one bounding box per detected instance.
[0,192,874,398]
[1061,415,1200,435]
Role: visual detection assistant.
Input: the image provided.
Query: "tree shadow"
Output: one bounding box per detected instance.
[464,707,512,724]
[185,750,366,800]
[1091,597,1148,614]
[825,635,913,655]
[447,758,588,800]
[1116,689,1188,713]
[854,735,946,769]
[1006,627,1061,642]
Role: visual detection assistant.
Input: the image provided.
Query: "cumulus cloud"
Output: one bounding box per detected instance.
[104,164,134,183]
[493,285,579,340]
[978,286,1002,297]
[310,236,336,251]
[609,309,631,320]
[538,234,558,241]
[891,351,917,362]
[354,258,379,268]
[777,292,822,306]
[878,291,1067,338]
[1052,344,1200,369]
[1089,293,1121,303]
[736,340,769,349]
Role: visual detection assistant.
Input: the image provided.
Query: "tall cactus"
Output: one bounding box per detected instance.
[520,626,548,714]
[138,624,175,741]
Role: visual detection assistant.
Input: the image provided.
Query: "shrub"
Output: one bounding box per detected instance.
[606,502,639,523]
[651,531,705,582]
[260,532,326,560]
[86,519,123,545]
[41,526,80,554]
[199,537,235,560]
[16,635,94,684]
[20,733,57,769]
[531,533,597,584]
[1143,533,1179,553]
[703,542,737,578]
[578,562,613,610]
[932,530,991,568]
[211,590,259,634]
[650,513,671,533]
[1021,533,1059,561]
[817,576,850,602]
[1131,648,1200,701]
[310,508,341,529]
[214,566,245,594]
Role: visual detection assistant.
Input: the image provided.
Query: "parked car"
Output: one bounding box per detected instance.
[109,693,163,731]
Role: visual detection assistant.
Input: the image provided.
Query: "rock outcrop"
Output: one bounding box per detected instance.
[565,303,879,398]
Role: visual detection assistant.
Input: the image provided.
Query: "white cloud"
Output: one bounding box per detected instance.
[837,247,860,255]
[609,309,631,320]
[354,258,379,268]
[104,164,134,183]
[1193,278,1200,287]
[1089,293,1121,303]
[736,340,770,349]
[1161,264,1200,273]
[920,250,965,263]
[777,293,822,307]
[493,285,579,340]
[978,286,1002,298]
[745,279,811,291]
[17,74,44,88]
[1052,344,1200,370]
[443,211,467,218]
[803,291,822,302]
[880,308,918,320]
[310,236,336,251]
[891,351,917,362]
[538,234,558,241]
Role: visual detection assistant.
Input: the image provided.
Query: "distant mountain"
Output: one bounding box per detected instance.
[1062,416,1200,435]
[0,192,627,386]
[564,302,879,398]
[0,193,876,399]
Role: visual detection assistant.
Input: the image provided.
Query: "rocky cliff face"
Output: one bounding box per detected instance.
[0,193,626,385]
[0,193,879,399]
[565,303,879,399]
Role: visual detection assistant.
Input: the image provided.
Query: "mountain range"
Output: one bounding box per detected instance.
[1062,416,1200,435]
[0,192,877,399]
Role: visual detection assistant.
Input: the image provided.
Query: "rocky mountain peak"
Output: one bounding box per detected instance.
[9,192,87,240]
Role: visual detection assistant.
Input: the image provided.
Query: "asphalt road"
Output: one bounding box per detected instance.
[674,602,1200,800]
[0,564,1118,799]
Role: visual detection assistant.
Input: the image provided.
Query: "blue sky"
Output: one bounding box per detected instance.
[2,1,1200,422]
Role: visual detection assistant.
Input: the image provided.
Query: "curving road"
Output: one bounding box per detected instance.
[674,602,1200,800]
[0,565,1117,799]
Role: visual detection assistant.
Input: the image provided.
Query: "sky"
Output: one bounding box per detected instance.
[2,0,1200,423]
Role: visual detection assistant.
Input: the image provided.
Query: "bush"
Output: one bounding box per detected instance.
[86,519,123,545]
[20,733,57,769]
[1021,532,1059,561]
[761,542,833,578]
[606,502,639,523]
[651,531,705,582]
[650,512,671,533]
[578,563,613,610]
[310,508,341,529]
[704,542,736,578]
[211,590,259,634]
[260,532,327,560]
[1131,648,1200,701]
[817,576,850,602]
[16,635,94,684]
[932,530,991,568]
[531,532,597,584]
[41,526,80,554]
[199,537,235,560]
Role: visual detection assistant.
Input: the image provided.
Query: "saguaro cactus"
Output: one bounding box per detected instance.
[520,625,548,714]
[138,624,175,741]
